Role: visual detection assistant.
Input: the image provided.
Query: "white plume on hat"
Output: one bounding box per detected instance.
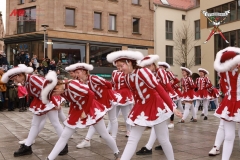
[1,64,33,83]
[180,67,192,75]
[158,62,170,69]
[107,50,144,64]
[65,63,94,71]
[214,47,240,72]
[198,68,209,75]
[41,71,58,104]
[137,55,159,67]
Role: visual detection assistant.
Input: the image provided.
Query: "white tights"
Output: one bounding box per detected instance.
[58,108,67,122]
[145,128,157,150]
[221,121,240,160]
[120,121,174,160]
[86,106,118,140]
[195,99,209,116]
[182,102,196,120]
[213,119,224,150]
[25,110,63,146]
[48,119,119,160]
[107,104,132,133]
[176,99,184,113]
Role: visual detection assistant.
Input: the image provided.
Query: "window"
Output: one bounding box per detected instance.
[166,20,173,40]
[17,7,36,34]
[19,0,24,4]
[30,0,36,2]
[230,2,236,21]
[132,0,139,5]
[94,12,102,29]
[109,14,116,31]
[194,20,200,40]
[195,46,201,65]
[182,39,186,44]
[132,18,140,33]
[182,15,186,20]
[65,8,75,26]
[166,46,173,65]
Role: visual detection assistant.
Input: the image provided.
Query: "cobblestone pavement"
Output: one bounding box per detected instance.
[0,108,240,160]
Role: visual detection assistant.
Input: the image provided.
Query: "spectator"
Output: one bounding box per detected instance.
[32,55,39,68]
[24,54,30,66]
[45,56,50,69]
[41,58,48,75]
[20,51,26,64]
[6,80,18,111]
[0,67,6,111]
[29,62,36,71]
[32,69,38,75]
[57,60,62,71]
[0,52,8,71]
[14,52,21,66]
[37,63,44,75]
[49,59,56,71]
[17,83,28,112]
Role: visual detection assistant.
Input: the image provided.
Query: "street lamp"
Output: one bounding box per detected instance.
[41,24,49,59]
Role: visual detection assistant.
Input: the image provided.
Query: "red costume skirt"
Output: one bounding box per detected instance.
[209,88,220,101]
[115,88,134,106]
[214,96,240,122]
[181,90,199,101]
[63,99,108,129]
[29,97,56,115]
[126,92,173,127]
[97,89,122,110]
[195,89,212,100]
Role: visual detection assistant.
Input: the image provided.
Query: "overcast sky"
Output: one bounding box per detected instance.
[0,0,6,29]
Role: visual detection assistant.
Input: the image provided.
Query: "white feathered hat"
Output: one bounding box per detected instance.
[41,71,58,104]
[65,63,93,71]
[107,50,144,65]
[180,67,192,75]
[214,47,240,72]
[157,62,170,69]
[198,68,209,75]
[137,55,159,67]
[1,64,33,83]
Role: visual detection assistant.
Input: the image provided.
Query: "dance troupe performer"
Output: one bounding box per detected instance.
[110,67,134,137]
[134,55,181,156]
[157,62,179,129]
[1,64,67,157]
[179,67,198,123]
[45,63,120,160]
[194,68,212,120]
[212,46,240,160]
[107,50,182,160]
[76,63,121,149]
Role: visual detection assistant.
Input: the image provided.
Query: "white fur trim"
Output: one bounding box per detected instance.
[41,71,58,104]
[137,55,159,67]
[107,50,144,63]
[157,62,170,69]
[71,63,94,71]
[214,47,240,72]
[1,64,33,83]
[180,67,192,75]
[65,63,80,71]
[198,68,209,75]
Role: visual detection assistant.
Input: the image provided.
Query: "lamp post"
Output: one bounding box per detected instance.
[41,24,49,59]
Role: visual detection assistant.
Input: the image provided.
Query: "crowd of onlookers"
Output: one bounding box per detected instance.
[0,51,66,112]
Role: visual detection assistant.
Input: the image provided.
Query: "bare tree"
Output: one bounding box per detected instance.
[174,23,199,69]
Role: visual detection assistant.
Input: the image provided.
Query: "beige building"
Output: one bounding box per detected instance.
[0,11,4,51]
[4,0,154,76]
[154,0,240,86]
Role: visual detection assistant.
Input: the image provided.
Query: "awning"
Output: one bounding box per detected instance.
[4,33,44,44]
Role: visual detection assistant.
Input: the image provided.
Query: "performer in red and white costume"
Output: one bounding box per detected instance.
[135,56,182,156]
[179,67,198,123]
[107,50,181,160]
[45,65,119,160]
[1,65,66,157]
[194,68,212,120]
[158,62,181,129]
[111,68,134,137]
[213,47,240,160]
[74,63,121,149]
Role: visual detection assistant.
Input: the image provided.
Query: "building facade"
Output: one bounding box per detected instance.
[154,0,201,80]
[4,0,154,76]
[0,12,4,51]
[154,0,240,86]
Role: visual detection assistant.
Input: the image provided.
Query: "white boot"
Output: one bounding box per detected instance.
[168,123,174,129]
[209,147,220,156]
[76,139,91,149]
[18,139,36,145]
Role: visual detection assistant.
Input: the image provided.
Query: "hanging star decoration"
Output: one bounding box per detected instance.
[202,10,230,44]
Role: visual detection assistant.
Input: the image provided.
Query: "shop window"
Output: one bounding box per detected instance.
[52,43,86,65]
[90,45,121,67]
[17,7,36,34]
